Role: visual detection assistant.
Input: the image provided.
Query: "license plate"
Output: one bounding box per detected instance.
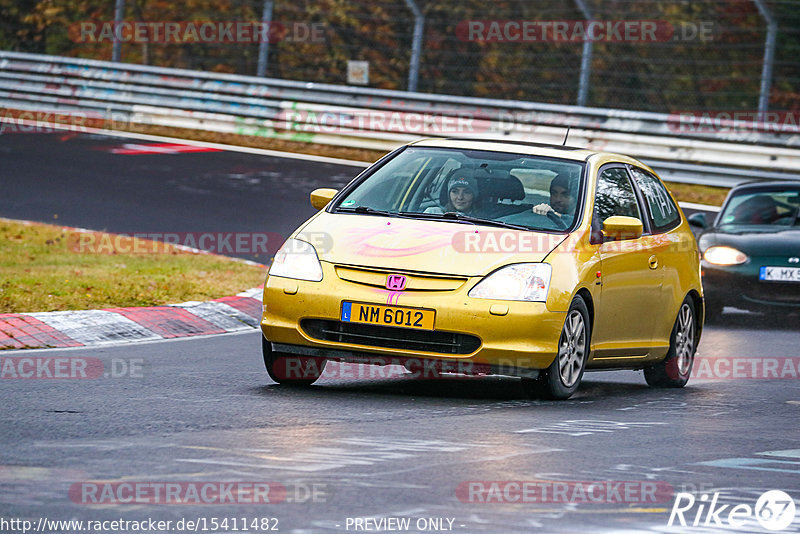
[760,266,800,282]
[341,302,435,330]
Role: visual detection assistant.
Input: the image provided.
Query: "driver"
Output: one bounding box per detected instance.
[532,173,576,223]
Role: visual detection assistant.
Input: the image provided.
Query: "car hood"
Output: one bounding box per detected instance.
[699,227,800,257]
[296,211,566,277]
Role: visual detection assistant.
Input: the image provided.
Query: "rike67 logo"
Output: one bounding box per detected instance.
[669,490,796,531]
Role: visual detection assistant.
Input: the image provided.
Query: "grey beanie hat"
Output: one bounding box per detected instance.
[448,173,478,197]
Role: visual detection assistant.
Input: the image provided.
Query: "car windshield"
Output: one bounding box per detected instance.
[333,147,585,232]
[717,188,800,229]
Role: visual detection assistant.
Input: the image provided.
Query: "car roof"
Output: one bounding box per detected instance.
[729,180,800,193]
[409,138,602,162]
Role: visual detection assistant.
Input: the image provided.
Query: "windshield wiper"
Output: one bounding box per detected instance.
[425,211,531,230]
[337,206,416,218]
[339,207,531,230]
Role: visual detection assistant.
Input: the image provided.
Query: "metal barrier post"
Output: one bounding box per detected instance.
[574,0,594,108]
[753,0,777,117]
[257,0,275,77]
[403,0,424,92]
[112,0,125,62]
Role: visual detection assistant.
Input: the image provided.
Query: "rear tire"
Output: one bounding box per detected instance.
[521,295,590,400]
[262,336,325,386]
[644,298,696,388]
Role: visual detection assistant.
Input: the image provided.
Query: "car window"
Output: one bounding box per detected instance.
[334,147,586,233]
[594,167,641,221]
[629,167,681,233]
[337,152,434,212]
[591,167,642,243]
[718,189,800,227]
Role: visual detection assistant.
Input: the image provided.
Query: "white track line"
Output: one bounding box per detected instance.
[679,201,721,212]
[0,328,259,355]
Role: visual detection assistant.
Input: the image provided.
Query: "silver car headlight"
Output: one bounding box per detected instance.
[468,263,551,302]
[268,238,323,282]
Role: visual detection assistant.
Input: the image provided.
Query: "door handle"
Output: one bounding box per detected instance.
[648,255,659,269]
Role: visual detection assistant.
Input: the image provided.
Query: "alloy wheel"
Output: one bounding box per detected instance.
[675,303,695,376]
[558,310,586,387]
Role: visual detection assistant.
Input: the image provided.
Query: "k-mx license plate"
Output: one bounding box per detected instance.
[341,302,435,330]
[760,266,800,282]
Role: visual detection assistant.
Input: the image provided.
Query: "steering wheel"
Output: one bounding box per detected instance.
[547,210,568,229]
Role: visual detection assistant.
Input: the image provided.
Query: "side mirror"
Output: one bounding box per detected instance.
[602,216,643,241]
[310,188,338,210]
[688,212,707,229]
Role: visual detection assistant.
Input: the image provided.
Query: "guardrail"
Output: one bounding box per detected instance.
[1,50,799,187]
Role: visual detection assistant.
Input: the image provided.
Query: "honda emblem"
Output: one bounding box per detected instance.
[386,274,407,291]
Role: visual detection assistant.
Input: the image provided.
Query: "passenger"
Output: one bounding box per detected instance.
[532,173,576,222]
[425,173,479,215]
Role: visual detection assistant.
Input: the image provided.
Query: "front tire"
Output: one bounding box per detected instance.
[262,336,325,386]
[644,298,696,388]
[522,295,590,400]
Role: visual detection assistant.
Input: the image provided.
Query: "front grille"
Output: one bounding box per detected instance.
[335,265,467,291]
[301,319,481,355]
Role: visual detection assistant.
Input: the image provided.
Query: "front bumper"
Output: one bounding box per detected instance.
[260,262,566,374]
[702,261,800,310]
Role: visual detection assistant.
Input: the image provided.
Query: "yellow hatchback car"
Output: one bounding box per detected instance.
[261,139,704,399]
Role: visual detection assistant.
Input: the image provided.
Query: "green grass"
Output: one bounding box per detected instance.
[0,219,266,313]
[665,181,729,207]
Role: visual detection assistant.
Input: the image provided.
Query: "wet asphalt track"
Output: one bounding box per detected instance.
[1,132,799,533]
[1,133,363,262]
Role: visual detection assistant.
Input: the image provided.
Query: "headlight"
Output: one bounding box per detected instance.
[468,263,551,302]
[703,246,748,266]
[268,238,323,281]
